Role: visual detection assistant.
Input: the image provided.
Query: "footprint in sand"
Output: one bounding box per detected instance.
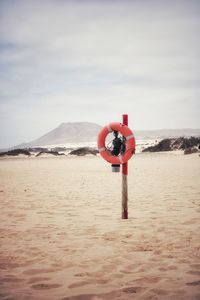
[68,280,93,289]
[0,275,24,283]
[190,264,200,269]
[122,286,143,294]
[0,262,20,269]
[0,293,10,299]
[31,283,61,290]
[75,272,91,278]
[167,265,178,270]
[186,281,200,286]
[28,276,51,284]
[150,288,169,296]
[62,294,94,300]
[101,264,117,272]
[187,270,200,276]
[135,276,162,285]
[23,268,59,275]
[63,287,145,300]
[112,271,125,278]
[123,254,135,260]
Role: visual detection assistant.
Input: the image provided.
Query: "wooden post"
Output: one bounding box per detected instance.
[122,114,128,219]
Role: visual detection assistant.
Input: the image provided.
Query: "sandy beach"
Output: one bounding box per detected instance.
[0,153,200,300]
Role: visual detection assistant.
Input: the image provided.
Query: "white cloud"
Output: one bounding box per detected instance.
[0,0,200,147]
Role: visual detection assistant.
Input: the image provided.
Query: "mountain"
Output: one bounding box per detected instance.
[1,123,200,151]
[15,122,102,148]
[135,128,200,139]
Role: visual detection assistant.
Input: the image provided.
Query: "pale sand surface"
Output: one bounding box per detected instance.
[0,153,200,300]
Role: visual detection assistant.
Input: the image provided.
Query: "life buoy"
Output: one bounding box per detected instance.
[97,122,135,164]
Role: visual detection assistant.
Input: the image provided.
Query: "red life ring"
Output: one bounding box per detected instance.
[97,122,135,164]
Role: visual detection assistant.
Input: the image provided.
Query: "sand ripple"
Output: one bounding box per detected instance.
[0,154,200,299]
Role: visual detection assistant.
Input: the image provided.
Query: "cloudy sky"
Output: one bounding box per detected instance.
[0,0,199,148]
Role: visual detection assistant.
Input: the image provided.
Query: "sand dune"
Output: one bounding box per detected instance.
[0,153,200,299]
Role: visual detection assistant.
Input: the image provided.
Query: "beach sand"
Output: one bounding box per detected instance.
[0,153,200,300]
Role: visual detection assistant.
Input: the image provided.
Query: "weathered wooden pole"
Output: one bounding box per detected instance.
[122,114,128,219]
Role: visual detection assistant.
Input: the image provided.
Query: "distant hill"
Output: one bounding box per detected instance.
[1,123,200,151]
[135,128,200,139]
[14,122,102,148]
